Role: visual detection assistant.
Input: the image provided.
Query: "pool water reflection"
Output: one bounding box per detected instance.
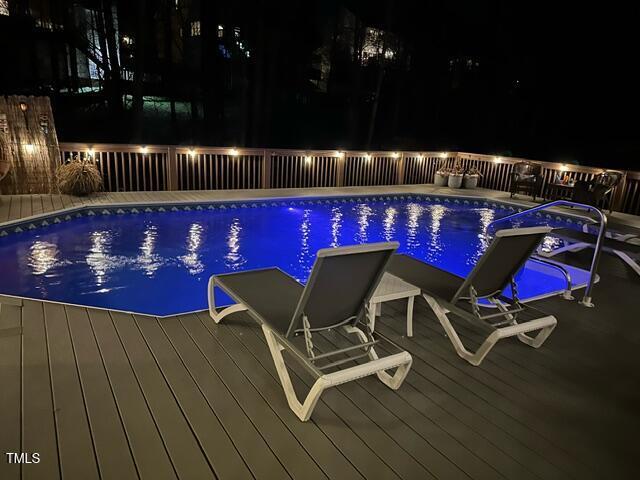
[0,198,579,315]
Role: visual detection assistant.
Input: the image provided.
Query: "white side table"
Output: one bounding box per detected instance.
[370,273,421,337]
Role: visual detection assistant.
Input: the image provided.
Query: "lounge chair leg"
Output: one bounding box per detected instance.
[367,300,376,332]
[262,325,328,421]
[207,276,248,323]
[422,294,492,365]
[491,301,557,348]
[612,251,640,276]
[406,296,415,337]
[343,326,412,389]
[422,294,556,366]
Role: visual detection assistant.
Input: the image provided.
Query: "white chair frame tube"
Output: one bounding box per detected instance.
[422,294,557,366]
[263,324,412,421]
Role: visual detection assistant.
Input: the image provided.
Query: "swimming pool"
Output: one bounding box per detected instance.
[0,194,591,315]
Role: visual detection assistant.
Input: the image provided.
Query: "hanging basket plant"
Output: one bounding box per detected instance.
[55,155,103,196]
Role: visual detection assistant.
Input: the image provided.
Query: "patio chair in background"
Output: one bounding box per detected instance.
[207,242,412,421]
[387,226,558,366]
[509,162,544,200]
[572,171,623,213]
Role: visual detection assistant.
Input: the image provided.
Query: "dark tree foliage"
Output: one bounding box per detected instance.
[0,0,638,168]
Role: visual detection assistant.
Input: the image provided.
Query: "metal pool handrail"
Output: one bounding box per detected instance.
[529,256,574,301]
[487,200,607,307]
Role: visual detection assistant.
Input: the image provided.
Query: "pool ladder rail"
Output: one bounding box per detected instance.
[487,200,607,307]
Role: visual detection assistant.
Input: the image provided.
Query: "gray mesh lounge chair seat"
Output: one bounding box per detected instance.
[207,243,413,421]
[542,227,640,277]
[387,226,558,366]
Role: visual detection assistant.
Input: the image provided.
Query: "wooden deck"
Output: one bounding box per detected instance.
[1,191,639,479]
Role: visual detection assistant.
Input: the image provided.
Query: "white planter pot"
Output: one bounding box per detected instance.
[434,172,448,186]
[448,174,463,188]
[463,174,479,189]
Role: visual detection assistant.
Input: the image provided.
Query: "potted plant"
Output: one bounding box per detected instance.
[447,165,464,188]
[463,167,482,189]
[434,167,450,186]
[55,155,103,196]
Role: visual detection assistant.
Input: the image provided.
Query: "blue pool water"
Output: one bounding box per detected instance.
[0,196,589,315]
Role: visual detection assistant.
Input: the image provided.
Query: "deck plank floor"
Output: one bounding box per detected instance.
[1,191,639,479]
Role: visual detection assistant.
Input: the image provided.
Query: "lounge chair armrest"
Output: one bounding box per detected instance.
[322,351,412,388]
[495,315,557,339]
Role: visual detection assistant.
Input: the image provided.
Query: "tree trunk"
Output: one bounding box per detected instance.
[365,0,394,149]
[201,2,223,144]
[131,0,146,142]
[164,0,177,140]
[366,48,387,149]
[389,47,409,143]
[347,19,364,148]
[249,14,265,146]
[103,1,122,108]
[93,8,111,91]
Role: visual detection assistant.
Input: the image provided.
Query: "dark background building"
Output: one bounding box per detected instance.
[1,0,638,169]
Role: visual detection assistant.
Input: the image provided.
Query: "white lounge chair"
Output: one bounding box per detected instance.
[388,226,558,366]
[207,242,413,421]
[541,226,640,277]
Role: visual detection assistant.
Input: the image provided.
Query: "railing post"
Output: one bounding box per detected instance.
[396,152,405,185]
[336,152,346,187]
[166,146,179,191]
[262,149,271,189]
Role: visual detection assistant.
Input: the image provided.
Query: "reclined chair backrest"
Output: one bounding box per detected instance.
[451,226,552,303]
[513,162,542,176]
[286,242,399,337]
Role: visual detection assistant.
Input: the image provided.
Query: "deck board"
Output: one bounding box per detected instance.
[1,280,637,479]
[132,313,261,480]
[216,316,402,480]
[109,311,215,479]
[319,328,516,480]
[64,306,139,480]
[309,332,479,480]
[188,312,368,480]
[158,314,324,480]
[87,309,177,480]
[42,302,100,480]
[373,318,586,479]
[0,304,22,480]
[21,300,60,480]
[224,317,429,479]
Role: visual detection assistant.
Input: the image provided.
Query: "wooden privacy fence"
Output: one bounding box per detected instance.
[58,143,640,216]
